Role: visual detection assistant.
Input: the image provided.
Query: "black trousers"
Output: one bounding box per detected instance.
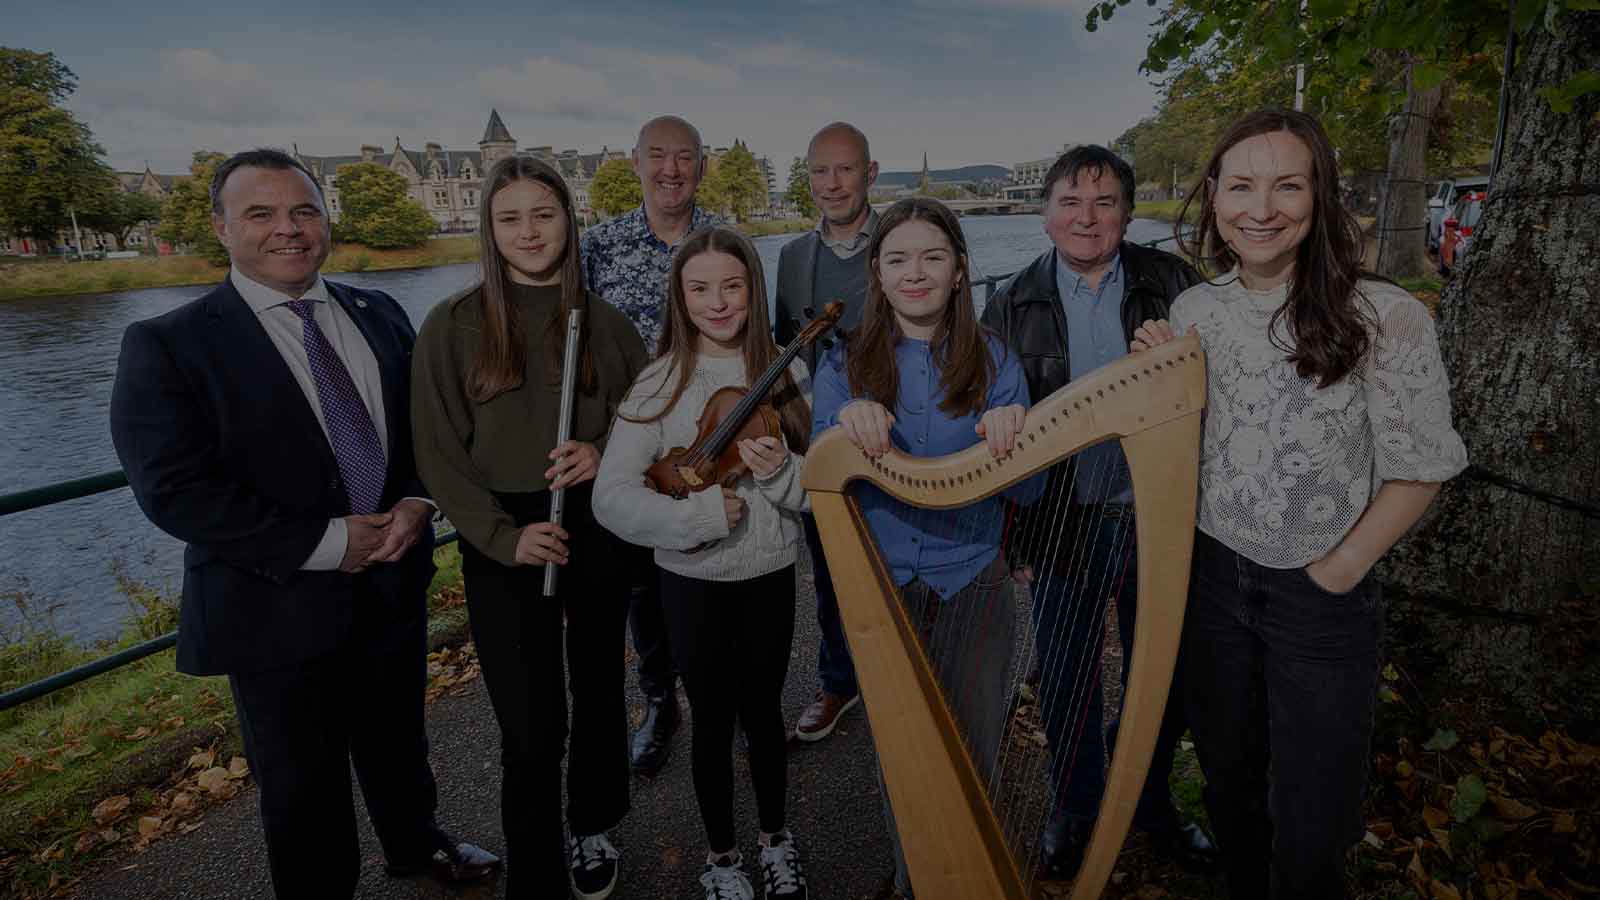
[1182,530,1382,900]
[461,485,630,897]
[628,540,678,699]
[659,565,795,853]
[229,575,445,900]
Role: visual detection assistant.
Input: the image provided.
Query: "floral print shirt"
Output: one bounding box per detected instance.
[1170,275,1468,568]
[579,205,720,353]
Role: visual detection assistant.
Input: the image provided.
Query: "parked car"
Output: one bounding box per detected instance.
[1438,190,1486,277]
[1428,175,1490,252]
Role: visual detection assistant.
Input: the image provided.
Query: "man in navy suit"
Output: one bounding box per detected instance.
[109,149,497,898]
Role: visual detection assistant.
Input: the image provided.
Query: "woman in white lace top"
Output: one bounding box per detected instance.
[1133,109,1468,900]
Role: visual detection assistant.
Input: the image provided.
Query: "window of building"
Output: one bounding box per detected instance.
[463,190,477,209]
[433,189,448,207]
[329,197,340,212]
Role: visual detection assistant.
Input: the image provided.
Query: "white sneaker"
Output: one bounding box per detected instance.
[700,851,755,900]
[567,832,620,899]
[758,831,809,899]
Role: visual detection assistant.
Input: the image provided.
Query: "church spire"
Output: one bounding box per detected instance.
[919,151,930,193]
[480,109,514,146]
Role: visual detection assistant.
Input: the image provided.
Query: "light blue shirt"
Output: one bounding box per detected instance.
[1055,252,1134,505]
[812,335,1044,599]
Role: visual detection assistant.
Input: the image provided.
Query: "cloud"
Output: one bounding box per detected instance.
[730,41,877,73]
[474,57,633,123]
[83,48,287,127]
[581,46,740,90]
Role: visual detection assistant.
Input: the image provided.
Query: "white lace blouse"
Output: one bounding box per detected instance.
[1169,275,1469,569]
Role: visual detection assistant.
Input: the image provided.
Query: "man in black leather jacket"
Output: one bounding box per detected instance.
[980,145,1214,878]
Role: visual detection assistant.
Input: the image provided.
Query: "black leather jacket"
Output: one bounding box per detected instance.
[979,241,1201,567]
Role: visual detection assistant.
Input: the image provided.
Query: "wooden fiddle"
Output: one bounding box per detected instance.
[645,301,844,498]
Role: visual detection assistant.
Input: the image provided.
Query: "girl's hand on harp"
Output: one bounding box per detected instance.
[838,400,895,457]
[975,404,1026,458]
[514,522,570,568]
[545,440,600,490]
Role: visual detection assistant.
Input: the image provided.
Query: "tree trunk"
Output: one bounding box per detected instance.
[1374,61,1444,278]
[1380,12,1600,737]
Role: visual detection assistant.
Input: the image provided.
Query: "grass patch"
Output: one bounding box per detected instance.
[0,544,468,898]
[736,218,815,237]
[1133,198,1197,225]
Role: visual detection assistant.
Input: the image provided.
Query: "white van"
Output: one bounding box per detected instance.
[1428,175,1490,251]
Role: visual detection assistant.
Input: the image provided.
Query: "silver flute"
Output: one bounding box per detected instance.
[544,308,584,597]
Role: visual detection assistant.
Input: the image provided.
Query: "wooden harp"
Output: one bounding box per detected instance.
[802,335,1205,899]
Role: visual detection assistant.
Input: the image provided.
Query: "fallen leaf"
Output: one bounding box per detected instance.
[64,744,99,761]
[137,816,162,838]
[187,748,216,770]
[1363,830,1385,849]
[1425,729,1461,752]
[196,767,231,796]
[1554,812,1577,834]
[1489,795,1538,821]
[227,756,249,779]
[1424,806,1451,829]
[125,726,152,741]
[170,792,197,815]
[73,832,97,854]
[1432,878,1463,899]
[1408,849,1429,884]
[92,795,131,826]
[1452,774,1488,823]
[1398,760,1416,778]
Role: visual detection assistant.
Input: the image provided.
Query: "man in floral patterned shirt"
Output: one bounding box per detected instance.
[580,114,718,775]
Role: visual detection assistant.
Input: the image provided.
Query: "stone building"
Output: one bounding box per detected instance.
[0,164,183,257]
[294,109,623,232]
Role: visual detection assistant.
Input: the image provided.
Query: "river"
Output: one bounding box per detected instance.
[0,215,1177,643]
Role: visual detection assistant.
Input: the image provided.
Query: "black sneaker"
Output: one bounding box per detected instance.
[567,832,620,899]
[757,830,809,899]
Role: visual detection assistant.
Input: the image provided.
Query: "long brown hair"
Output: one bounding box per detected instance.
[630,226,811,452]
[1177,108,1372,388]
[847,198,994,417]
[464,155,592,402]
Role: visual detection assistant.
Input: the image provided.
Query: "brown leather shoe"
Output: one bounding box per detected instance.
[385,841,501,883]
[794,690,860,742]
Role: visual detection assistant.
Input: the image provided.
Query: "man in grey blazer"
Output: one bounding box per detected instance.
[773,122,878,741]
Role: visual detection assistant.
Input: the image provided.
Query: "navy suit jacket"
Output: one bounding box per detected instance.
[109,277,434,676]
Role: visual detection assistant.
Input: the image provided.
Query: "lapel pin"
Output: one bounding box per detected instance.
[355,298,368,309]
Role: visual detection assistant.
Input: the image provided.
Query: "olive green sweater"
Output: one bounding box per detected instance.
[411,281,649,566]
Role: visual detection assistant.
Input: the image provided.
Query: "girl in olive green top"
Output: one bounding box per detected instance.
[410,156,646,900]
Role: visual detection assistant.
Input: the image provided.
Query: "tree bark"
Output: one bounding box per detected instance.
[1375,61,1445,279]
[1381,12,1600,736]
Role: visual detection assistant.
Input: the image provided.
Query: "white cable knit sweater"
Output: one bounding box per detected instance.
[593,353,811,582]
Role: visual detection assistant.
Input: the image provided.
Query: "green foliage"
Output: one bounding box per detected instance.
[155,151,227,265]
[80,191,163,250]
[1538,70,1600,112]
[1424,728,1461,751]
[1450,773,1488,822]
[706,140,766,223]
[0,48,120,244]
[333,162,435,249]
[785,156,817,218]
[589,157,642,217]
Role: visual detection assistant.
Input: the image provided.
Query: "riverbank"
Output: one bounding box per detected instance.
[0,218,817,301]
[0,545,469,898]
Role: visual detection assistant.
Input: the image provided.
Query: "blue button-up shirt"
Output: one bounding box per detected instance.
[1056,252,1134,505]
[579,205,720,352]
[812,335,1044,599]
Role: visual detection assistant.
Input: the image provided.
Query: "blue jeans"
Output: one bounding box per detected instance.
[1030,504,1185,830]
[1182,530,1381,900]
[803,514,858,698]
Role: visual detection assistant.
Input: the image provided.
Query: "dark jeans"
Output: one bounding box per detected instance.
[1030,504,1184,831]
[627,540,678,699]
[881,555,1017,896]
[659,565,796,854]
[229,576,444,899]
[1183,530,1382,900]
[461,485,630,897]
[803,514,858,698]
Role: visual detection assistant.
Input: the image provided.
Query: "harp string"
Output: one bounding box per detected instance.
[881,431,1132,889]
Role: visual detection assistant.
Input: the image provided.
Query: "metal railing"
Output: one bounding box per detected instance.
[0,476,458,713]
[1,231,1186,712]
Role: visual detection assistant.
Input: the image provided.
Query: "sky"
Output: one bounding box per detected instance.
[12,0,1171,177]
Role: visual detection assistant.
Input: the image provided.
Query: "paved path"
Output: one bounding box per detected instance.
[70,553,896,900]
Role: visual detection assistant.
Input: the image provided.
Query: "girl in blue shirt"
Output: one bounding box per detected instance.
[810,198,1040,898]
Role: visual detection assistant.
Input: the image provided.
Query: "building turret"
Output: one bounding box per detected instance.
[480,109,516,167]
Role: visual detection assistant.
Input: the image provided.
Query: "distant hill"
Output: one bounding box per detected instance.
[875,165,1010,187]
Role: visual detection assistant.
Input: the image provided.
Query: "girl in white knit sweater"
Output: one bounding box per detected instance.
[593,227,812,900]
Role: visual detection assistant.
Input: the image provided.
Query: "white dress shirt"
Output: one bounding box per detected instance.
[230,268,392,570]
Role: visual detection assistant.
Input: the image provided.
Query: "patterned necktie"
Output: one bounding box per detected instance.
[285,298,387,515]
